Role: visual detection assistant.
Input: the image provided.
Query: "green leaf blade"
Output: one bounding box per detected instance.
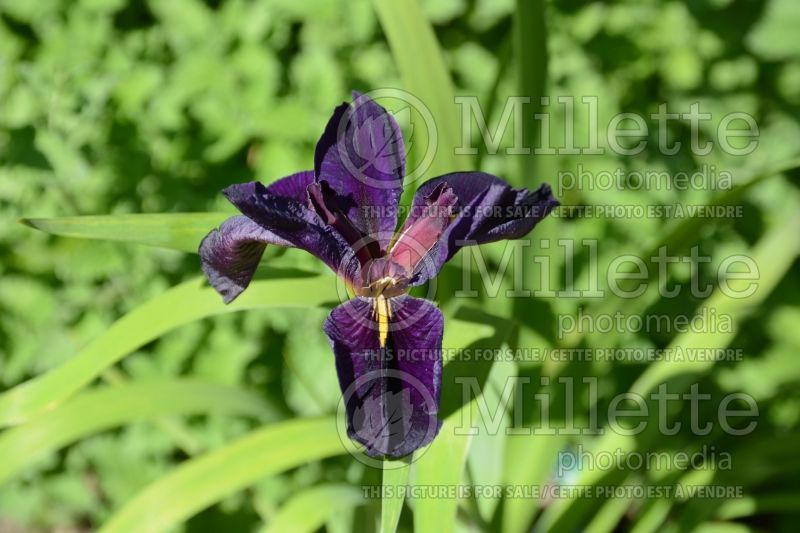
[263,483,366,533]
[21,213,230,253]
[381,459,411,533]
[372,0,468,182]
[0,380,272,486]
[99,417,355,533]
[0,274,339,427]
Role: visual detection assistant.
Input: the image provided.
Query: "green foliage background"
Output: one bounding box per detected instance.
[0,0,799,531]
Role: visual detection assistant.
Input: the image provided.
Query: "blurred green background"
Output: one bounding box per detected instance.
[1,0,799,531]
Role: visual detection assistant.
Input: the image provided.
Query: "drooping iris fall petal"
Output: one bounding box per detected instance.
[323,295,443,458]
[199,216,289,303]
[199,171,316,302]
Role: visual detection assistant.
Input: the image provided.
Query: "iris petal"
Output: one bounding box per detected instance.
[323,295,443,458]
[307,179,381,266]
[200,171,320,302]
[219,181,361,284]
[407,172,559,284]
[314,91,404,249]
[199,216,289,303]
[263,170,315,202]
[389,182,458,278]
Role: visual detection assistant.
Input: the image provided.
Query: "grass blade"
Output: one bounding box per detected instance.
[716,493,800,520]
[0,272,338,427]
[584,489,633,533]
[99,417,354,533]
[412,426,470,533]
[381,459,411,533]
[0,380,271,485]
[262,483,366,533]
[372,0,469,182]
[21,213,230,253]
[501,434,565,533]
[413,308,513,533]
[514,0,548,185]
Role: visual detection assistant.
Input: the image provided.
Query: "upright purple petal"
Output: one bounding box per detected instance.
[223,181,361,285]
[323,295,443,458]
[408,172,559,284]
[200,216,290,303]
[264,170,315,203]
[314,91,405,249]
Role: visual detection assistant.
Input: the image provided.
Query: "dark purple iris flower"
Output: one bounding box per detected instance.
[200,91,558,458]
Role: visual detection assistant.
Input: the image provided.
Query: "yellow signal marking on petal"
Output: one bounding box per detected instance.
[374,295,392,348]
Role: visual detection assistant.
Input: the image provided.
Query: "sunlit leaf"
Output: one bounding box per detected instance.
[21,213,230,253]
[0,273,339,427]
[0,380,272,485]
[372,0,469,186]
[261,483,365,533]
[381,459,410,533]
[99,418,355,533]
[513,0,547,185]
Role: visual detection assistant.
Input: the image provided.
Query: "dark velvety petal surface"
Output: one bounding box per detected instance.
[307,180,381,266]
[223,181,361,284]
[200,171,320,303]
[388,295,444,457]
[323,295,443,458]
[407,172,559,284]
[314,91,404,249]
[264,170,315,202]
[199,216,290,303]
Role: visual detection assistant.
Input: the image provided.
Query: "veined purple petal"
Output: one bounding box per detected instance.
[200,171,320,303]
[314,91,404,249]
[408,172,559,284]
[223,181,361,285]
[264,170,315,202]
[200,216,290,303]
[307,180,381,266]
[323,295,443,458]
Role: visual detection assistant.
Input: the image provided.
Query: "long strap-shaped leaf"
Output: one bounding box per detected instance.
[21,213,230,253]
[413,308,513,533]
[381,459,411,533]
[261,483,366,533]
[99,417,354,533]
[0,273,339,427]
[514,0,548,186]
[0,380,271,485]
[372,0,470,185]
